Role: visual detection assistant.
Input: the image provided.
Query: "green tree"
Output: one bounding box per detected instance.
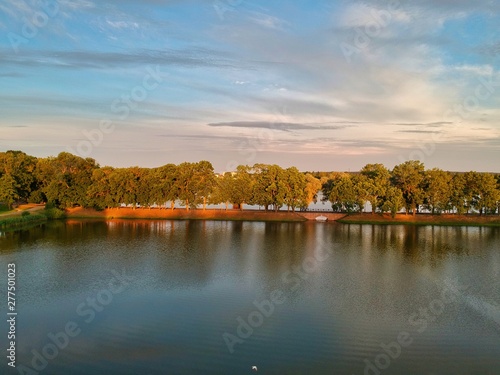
[108,168,139,208]
[422,168,452,214]
[0,150,38,203]
[465,172,499,215]
[283,167,307,212]
[0,174,18,209]
[136,168,155,208]
[88,167,117,209]
[449,173,467,214]
[323,173,360,213]
[176,161,215,210]
[251,164,286,212]
[153,164,178,209]
[360,163,390,214]
[300,173,322,210]
[210,172,234,209]
[230,165,254,209]
[391,160,425,216]
[35,152,98,208]
[496,174,500,215]
[381,186,404,217]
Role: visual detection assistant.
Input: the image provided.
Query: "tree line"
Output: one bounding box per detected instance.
[1,151,499,215]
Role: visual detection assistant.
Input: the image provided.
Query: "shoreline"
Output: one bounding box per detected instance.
[66,207,310,222]
[64,208,500,227]
[0,214,48,232]
[338,213,500,227]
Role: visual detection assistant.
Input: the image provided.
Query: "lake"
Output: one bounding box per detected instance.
[1,220,499,374]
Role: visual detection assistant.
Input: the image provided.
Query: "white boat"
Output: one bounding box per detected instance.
[315,215,328,222]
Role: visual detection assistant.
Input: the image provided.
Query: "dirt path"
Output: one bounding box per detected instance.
[0,204,45,218]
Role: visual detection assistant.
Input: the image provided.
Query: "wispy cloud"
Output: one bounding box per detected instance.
[0,48,244,70]
[207,121,354,132]
[0,0,499,171]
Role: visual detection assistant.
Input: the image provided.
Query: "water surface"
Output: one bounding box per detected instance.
[1,220,499,374]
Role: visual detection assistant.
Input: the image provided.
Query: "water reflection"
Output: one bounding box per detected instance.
[0,220,499,375]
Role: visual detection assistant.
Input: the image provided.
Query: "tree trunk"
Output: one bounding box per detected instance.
[185,199,189,210]
[203,197,206,210]
[170,201,175,210]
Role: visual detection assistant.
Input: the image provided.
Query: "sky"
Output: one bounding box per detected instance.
[1,0,499,172]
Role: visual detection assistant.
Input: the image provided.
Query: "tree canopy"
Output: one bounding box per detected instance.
[1,150,499,215]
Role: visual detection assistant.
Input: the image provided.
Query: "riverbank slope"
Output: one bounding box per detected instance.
[66,207,310,222]
[338,213,500,226]
[64,208,500,226]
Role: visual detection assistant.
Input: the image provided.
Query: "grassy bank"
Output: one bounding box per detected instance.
[0,213,48,231]
[338,213,500,227]
[12,207,500,227]
[67,207,308,222]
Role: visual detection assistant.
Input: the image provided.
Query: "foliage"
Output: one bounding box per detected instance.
[302,173,322,210]
[0,213,47,230]
[391,160,425,215]
[322,173,361,213]
[176,161,215,209]
[0,174,18,209]
[360,163,391,214]
[251,164,287,212]
[381,186,405,217]
[422,168,452,214]
[35,152,98,208]
[44,207,66,219]
[1,150,500,216]
[0,151,38,206]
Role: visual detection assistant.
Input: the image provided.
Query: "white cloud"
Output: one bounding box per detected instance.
[106,19,139,30]
[248,12,289,30]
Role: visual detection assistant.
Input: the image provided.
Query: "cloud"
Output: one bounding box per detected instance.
[1,0,499,171]
[397,130,442,134]
[105,19,139,29]
[207,121,354,131]
[0,48,244,70]
[393,122,452,127]
[478,42,500,57]
[248,11,289,30]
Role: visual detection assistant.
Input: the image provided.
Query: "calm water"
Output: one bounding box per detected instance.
[1,220,499,375]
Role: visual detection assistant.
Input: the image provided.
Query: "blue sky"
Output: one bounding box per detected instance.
[1,0,499,172]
